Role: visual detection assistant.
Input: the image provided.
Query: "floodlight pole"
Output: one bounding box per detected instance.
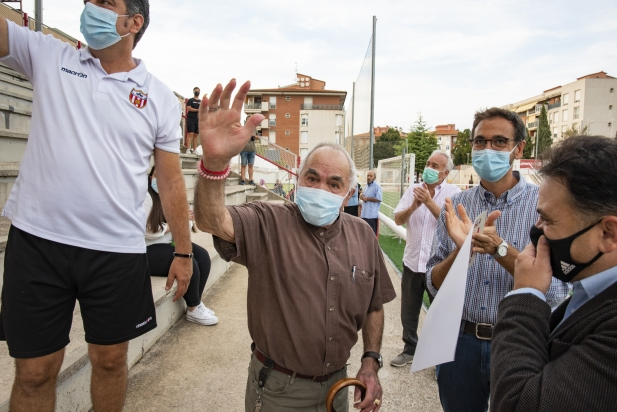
[400,147,406,199]
[368,16,376,170]
[34,0,42,32]
[350,81,355,160]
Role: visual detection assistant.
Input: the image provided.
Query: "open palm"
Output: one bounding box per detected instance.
[198,79,265,170]
[444,197,472,249]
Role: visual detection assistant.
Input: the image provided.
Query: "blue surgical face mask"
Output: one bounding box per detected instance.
[80,3,130,50]
[151,178,159,194]
[295,186,348,227]
[422,167,441,185]
[472,145,518,183]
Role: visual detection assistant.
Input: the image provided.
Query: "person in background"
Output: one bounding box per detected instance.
[344,182,362,217]
[185,86,201,153]
[425,107,570,412]
[491,136,617,411]
[258,178,268,189]
[285,184,296,203]
[390,150,460,368]
[239,135,257,185]
[273,179,286,197]
[361,170,382,235]
[145,167,217,326]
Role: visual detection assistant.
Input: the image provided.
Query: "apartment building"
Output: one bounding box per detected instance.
[502,71,617,141]
[432,124,458,155]
[244,74,346,162]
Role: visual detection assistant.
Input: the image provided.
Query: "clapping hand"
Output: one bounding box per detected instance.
[444,198,472,249]
[198,79,265,171]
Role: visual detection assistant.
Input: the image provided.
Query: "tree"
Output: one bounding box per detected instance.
[522,127,534,159]
[407,112,438,177]
[373,127,402,165]
[451,129,471,166]
[563,124,590,139]
[535,105,552,156]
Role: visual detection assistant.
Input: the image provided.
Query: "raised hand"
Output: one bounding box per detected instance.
[412,184,432,204]
[471,211,502,254]
[513,237,553,294]
[198,79,265,171]
[444,197,473,249]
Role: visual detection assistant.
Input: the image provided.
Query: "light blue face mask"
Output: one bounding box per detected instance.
[422,167,441,184]
[472,145,518,183]
[80,3,130,50]
[151,178,159,194]
[295,186,348,227]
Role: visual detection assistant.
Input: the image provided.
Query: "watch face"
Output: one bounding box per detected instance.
[498,244,507,256]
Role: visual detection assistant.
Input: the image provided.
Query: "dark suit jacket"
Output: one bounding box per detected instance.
[490,281,617,412]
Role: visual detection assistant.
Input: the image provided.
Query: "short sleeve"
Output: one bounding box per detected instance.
[154,99,182,153]
[0,20,60,81]
[394,185,414,214]
[375,184,383,201]
[367,242,397,312]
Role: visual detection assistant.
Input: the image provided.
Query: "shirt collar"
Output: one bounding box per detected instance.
[477,171,526,204]
[577,265,617,302]
[80,47,148,86]
[291,203,343,241]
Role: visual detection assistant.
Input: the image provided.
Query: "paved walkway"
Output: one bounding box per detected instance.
[124,259,442,411]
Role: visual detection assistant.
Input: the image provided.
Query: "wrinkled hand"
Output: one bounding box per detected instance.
[513,237,553,294]
[199,79,265,171]
[166,257,193,302]
[354,361,382,412]
[413,184,432,204]
[444,198,472,249]
[471,211,502,254]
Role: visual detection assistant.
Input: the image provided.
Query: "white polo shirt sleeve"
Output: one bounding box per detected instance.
[155,99,183,153]
[1,20,60,81]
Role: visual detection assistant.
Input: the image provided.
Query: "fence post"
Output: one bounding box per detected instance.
[400,148,406,199]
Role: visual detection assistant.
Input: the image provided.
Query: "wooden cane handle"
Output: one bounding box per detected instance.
[326,378,367,412]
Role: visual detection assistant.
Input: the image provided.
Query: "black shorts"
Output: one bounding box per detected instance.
[186,118,199,134]
[0,226,157,358]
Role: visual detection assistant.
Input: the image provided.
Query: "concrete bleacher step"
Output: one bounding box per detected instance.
[246,192,268,202]
[0,232,232,412]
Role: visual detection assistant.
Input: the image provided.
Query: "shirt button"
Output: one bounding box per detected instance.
[326,363,330,367]
[329,337,333,341]
[329,306,334,312]
[320,232,324,236]
[330,276,335,281]
[362,270,366,274]
[327,246,331,250]
[485,281,490,285]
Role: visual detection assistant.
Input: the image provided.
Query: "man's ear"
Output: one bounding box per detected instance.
[599,216,617,254]
[128,14,144,36]
[514,140,526,159]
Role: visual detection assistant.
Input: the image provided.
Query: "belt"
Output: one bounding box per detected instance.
[254,350,338,383]
[463,321,493,340]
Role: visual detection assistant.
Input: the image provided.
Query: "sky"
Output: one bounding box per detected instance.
[18,0,617,133]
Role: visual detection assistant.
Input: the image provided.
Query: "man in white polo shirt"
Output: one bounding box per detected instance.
[0,1,193,410]
[390,150,460,367]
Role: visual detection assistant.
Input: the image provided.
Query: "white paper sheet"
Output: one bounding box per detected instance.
[410,211,487,373]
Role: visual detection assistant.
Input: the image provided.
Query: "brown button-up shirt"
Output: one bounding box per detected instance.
[213,202,396,376]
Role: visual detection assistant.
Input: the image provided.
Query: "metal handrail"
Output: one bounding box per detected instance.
[300,104,344,110]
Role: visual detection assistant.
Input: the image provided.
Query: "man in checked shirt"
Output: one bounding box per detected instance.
[425,107,570,412]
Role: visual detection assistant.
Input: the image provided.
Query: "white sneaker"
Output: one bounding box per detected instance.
[186,302,218,326]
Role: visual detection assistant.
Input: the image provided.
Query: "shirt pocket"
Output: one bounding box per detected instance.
[340,267,375,318]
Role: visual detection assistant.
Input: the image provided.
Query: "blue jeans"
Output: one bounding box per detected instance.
[436,321,491,412]
[240,151,256,166]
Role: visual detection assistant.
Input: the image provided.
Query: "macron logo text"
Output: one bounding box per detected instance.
[61,67,87,78]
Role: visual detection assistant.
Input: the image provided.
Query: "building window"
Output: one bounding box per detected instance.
[553,127,558,138]
[269,96,277,109]
[300,131,308,144]
[286,96,291,101]
[285,130,290,136]
[301,114,309,126]
[446,145,450,151]
[573,106,579,119]
[269,130,276,144]
[553,112,559,123]
[562,109,568,121]
[574,90,581,102]
[269,113,276,126]
[562,125,567,134]
[285,113,291,118]
[438,136,442,142]
[300,148,308,160]
[563,93,569,105]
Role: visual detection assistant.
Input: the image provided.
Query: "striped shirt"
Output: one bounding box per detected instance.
[394,182,461,272]
[425,173,571,325]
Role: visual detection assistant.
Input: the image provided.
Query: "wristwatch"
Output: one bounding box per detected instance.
[492,240,508,259]
[361,351,383,369]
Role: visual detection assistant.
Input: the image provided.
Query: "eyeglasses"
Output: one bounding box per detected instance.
[469,137,515,149]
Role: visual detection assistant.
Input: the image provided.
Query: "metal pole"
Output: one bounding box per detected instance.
[350,81,355,160]
[400,147,406,199]
[534,132,538,160]
[34,0,42,32]
[368,16,377,170]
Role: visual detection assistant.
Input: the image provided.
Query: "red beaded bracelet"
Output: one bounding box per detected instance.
[198,160,231,180]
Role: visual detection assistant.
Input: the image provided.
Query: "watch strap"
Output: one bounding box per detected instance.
[361,351,382,368]
[173,252,194,259]
[492,240,508,258]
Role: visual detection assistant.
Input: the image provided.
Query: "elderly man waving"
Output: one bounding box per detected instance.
[193,79,396,412]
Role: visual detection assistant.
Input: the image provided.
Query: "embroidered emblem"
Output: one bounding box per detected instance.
[129,88,148,109]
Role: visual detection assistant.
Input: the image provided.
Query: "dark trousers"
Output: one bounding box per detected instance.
[146,242,211,307]
[401,265,434,355]
[362,218,378,234]
[436,322,491,412]
[343,205,359,217]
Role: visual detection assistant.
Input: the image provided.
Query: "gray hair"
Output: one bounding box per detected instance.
[429,150,454,171]
[125,0,150,48]
[298,143,358,191]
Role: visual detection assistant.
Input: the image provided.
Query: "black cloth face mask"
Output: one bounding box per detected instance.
[194,92,200,97]
[529,222,603,282]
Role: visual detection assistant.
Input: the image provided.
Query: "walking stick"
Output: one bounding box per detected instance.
[326,378,367,412]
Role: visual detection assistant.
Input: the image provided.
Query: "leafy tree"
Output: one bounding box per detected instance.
[536,105,553,156]
[563,124,590,139]
[523,127,534,159]
[407,113,438,177]
[373,127,403,165]
[451,129,471,166]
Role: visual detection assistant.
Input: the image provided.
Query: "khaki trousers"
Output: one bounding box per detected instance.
[245,354,349,412]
